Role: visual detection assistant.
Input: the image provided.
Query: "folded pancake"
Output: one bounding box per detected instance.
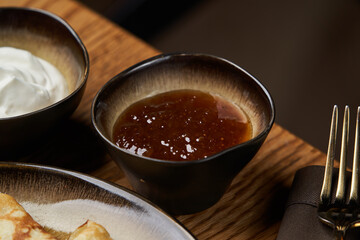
[68,220,112,240]
[0,193,56,240]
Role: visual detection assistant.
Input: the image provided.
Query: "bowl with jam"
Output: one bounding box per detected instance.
[92,53,275,215]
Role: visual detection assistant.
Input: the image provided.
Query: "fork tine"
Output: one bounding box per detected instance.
[335,106,349,204]
[320,105,338,205]
[350,106,360,205]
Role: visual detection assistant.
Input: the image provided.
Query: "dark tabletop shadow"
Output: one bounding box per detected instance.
[2,119,108,173]
[261,183,289,225]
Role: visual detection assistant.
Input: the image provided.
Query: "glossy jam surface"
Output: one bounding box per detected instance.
[112,89,252,161]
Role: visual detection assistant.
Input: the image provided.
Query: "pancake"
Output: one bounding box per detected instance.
[0,193,56,240]
[68,220,112,240]
[0,193,113,240]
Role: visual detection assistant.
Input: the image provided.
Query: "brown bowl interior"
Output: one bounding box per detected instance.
[0,8,87,94]
[95,54,274,150]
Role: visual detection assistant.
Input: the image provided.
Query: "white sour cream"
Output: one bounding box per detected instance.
[0,47,68,118]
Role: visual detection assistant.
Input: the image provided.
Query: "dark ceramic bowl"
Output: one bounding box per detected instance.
[0,7,89,158]
[91,53,275,215]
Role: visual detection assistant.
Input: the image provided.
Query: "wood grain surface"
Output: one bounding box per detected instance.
[0,1,328,239]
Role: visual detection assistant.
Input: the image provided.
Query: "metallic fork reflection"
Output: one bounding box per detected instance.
[318,105,360,240]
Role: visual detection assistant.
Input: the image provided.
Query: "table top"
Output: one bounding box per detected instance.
[0,0,328,239]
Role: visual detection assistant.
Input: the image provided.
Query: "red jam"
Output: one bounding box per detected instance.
[112,89,252,161]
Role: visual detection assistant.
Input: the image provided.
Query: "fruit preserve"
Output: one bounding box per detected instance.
[112,89,252,161]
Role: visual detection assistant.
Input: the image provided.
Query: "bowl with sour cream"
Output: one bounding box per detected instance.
[0,7,89,158]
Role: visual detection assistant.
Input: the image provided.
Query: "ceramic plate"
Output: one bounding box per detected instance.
[0,162,196,240]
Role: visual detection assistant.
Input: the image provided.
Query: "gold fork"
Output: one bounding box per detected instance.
[318,105,360,239]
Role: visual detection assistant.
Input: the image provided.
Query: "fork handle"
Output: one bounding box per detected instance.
[333,227,345,240]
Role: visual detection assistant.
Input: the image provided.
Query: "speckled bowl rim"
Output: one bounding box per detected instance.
[0,161,197,239]
[91,52,275,165]
[0,7,89,121]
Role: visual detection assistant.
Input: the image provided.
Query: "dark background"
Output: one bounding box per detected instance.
[79,0,360,154]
